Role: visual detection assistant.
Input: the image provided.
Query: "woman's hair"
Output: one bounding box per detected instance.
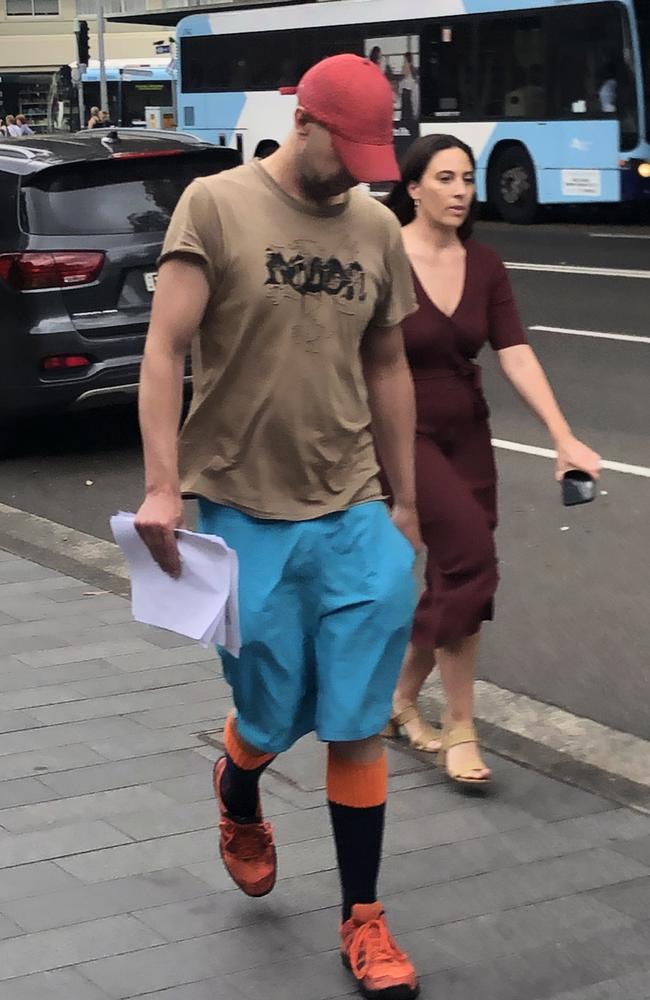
[369,46,382,64]
[385,133,477,240]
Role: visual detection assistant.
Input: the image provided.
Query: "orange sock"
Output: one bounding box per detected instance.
[327,748,388,809]
[224,713,275,770]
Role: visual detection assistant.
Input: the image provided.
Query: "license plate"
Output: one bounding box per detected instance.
[144,271,158,293]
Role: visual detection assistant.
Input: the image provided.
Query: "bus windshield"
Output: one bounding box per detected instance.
[636,1,650,138]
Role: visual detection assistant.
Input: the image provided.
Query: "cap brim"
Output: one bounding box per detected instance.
[331,133,400,184]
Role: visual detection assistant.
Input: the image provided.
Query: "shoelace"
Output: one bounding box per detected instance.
[349,917,406,974]
[220,819,272,860]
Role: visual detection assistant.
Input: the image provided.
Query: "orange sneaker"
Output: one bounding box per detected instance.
[212,756,276,898]
[341,902,419,1000]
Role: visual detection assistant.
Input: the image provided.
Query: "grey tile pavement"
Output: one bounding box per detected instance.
[1,551,650,1000]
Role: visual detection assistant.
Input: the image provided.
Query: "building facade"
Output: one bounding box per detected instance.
[0,0,168,129]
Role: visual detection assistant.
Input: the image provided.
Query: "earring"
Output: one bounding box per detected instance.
[413,198,421,209]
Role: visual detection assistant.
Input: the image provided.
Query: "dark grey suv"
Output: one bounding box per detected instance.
[0,129,238,429]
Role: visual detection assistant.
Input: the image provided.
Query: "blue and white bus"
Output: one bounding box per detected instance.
[174,0,650,222]
[50,58,174,132]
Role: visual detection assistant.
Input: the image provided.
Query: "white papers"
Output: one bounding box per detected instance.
[110,511,240,656]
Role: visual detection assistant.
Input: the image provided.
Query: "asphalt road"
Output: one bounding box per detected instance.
[2,216,649,738]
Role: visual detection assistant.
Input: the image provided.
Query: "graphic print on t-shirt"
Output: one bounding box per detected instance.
[264,239,369,353]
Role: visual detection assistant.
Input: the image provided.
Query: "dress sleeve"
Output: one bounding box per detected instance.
[487,256,528,350]
[158,179,224,293]
[372,213,419,328]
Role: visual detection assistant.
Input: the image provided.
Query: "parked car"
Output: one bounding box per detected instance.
[0,128,239,433]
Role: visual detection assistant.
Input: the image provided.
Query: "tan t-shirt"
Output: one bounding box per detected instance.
[160,160,417,520]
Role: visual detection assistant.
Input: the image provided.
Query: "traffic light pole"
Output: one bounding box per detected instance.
[97,6,109,115]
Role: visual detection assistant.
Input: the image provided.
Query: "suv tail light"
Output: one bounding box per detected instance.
[0,252,105,291]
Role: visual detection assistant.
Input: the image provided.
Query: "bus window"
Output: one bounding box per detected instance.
[550,2,638,147]
[421,21,474,119]
[477,14,547,120]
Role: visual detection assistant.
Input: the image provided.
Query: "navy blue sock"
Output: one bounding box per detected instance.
[328,801,386,921]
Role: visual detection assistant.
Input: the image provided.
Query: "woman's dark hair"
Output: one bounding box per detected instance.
[369,45,382,64]
[385,133,477,241]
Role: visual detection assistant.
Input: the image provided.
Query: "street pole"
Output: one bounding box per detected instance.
[77,67,85,131]
[170,38,178,127]
[97,5,109,114]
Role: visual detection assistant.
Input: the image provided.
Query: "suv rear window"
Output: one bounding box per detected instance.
[20,149,238,236]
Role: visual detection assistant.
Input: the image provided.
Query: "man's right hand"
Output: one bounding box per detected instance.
[135,491,186,578]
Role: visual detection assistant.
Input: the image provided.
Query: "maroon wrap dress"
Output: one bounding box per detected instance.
[401,239,527,650]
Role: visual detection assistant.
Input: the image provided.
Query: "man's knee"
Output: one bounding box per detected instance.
[328,734,384,763]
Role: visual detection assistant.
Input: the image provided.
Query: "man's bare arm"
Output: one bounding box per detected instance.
[361,323,421,552]
[135,257,210,575]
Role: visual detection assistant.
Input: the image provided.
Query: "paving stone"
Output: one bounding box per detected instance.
[0,914,24,941]
[0,861,82,903]
[57,829,220,882]
[70,662,215,698]
[108,799,216,841]
[105,647,218,672]
[3,868,217,933]
[87,727,200,762]
[0,611,16,625]
[16,640,154,669]
[0,745,109,783]
[28,681,219,725]
[0,968,113,1000]
[225,950,353,1000]
[380,848,648,935]
[122,977,248,1000]
[79,923,314,998]
[39,749,207,798]
[0,820,131,868]
[0,775,60,809]
[0,562,60,584]
[610,833,650,868]
[149,772,215,805]
[128,699,231,731]
[550,809,650,849]
[0,710,41,734]
[0,914,166,981]
[548,969,650,1000]
[588,875,650,920]
[0,635,73,656]
[0,785,176,834]
[0,718,146,757]
[0,684,88,712]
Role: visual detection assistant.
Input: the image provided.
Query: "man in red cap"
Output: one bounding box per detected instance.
[136,54,420,999]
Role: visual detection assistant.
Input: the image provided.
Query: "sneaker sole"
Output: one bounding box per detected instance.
[218,839,277,898]
[341,953,419,1000]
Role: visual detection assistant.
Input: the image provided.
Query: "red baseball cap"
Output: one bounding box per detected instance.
[281,53,399,183]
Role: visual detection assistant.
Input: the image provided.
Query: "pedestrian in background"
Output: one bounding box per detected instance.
[5,115,21,137]
[0,119,6,138]
[15,114,34,136]
[135,54,422,1000]
[383,134,601,787]
[87,106,101,129]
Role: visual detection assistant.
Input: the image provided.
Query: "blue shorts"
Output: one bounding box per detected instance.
[197,499,416,754]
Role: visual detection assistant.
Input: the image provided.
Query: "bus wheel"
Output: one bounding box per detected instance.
[254,139,279,159]
[490,146,538,224]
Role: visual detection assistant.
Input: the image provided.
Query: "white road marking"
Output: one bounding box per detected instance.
[505,261,650,279]
[492,439,650,479]
[589,232,650,240]
[529,325,650,345]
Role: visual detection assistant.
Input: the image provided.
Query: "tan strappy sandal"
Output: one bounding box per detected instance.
[437,721,491,787]
[383,704,441,753]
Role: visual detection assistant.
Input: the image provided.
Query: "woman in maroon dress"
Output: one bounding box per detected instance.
[383,135,600,786]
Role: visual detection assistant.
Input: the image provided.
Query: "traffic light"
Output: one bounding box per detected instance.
[75,19,90,66]
[58,64,73,95]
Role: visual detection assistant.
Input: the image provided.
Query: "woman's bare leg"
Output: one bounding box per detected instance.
[436,632,490,780]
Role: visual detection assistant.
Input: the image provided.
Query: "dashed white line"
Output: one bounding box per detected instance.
[505,261,650,279]
[492,439,650,479]
[529,325,650,345]
[589,232,650,240]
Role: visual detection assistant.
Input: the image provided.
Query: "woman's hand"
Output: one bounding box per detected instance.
[555,434,601,482]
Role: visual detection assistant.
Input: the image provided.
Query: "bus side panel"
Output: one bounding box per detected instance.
[179,91,294,159]
[420,120,621,204]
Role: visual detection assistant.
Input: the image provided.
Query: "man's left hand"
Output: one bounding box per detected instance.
[391,503,423,554]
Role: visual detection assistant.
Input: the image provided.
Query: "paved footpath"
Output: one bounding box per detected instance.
[1,548,650,1000]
